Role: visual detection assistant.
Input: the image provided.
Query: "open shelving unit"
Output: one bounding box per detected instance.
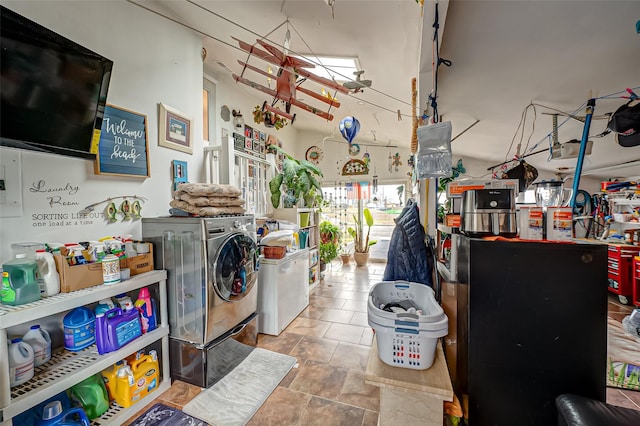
[0,270,170,425]
[272,208,320,291]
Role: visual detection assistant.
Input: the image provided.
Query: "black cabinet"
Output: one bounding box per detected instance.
[452,236,608,425]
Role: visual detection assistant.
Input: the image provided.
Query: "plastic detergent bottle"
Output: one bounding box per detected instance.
[114,293,133,311]
[36,400,90,426]
[101,360,126,401]
[95,307,142,355]
[114,363,135,408]
[69,374,109,420]
[134,287,157,333]
[8,337,35,387]
[128,350,159,401]
[2,253,40,305]
[63,307,96,351]
[22,325,52,367]
[35,249,60,297]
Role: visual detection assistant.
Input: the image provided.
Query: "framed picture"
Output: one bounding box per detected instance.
[253,128,260,141]
[244,125,253,139]
[172,160,188,190]
[159,103,193,154]
[259,132,266,142]
[95,104,150,177]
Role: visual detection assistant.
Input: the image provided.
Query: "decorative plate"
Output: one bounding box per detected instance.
[305,146,323,164]
[349,143,360,156]
[341,159,369,176]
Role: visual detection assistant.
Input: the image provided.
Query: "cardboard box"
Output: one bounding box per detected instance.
[54,244,154,293]
[54,254,104,293]
[123,244,154,276]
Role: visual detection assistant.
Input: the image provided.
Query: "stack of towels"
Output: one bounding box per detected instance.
[170,183,245,216]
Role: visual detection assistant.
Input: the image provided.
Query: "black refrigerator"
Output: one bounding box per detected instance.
[451,235,608,425]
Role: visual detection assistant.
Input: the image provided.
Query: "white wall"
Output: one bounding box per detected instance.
[0,0,203,262]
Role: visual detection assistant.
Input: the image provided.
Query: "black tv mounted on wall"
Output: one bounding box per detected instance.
[0,5,113,159]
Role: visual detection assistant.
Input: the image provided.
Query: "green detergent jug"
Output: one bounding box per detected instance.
[2,253,40,305]
[69,373,109,420]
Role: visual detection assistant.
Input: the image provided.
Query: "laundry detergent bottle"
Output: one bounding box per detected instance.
[69,374,109,420]
[2,253,40,305]
[35,248,60,297]
[135,287,157,333]
[36,400,90,426]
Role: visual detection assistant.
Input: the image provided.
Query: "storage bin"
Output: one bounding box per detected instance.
[368,280,448,370]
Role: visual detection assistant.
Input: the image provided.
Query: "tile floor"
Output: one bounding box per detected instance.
[129,260,640,425]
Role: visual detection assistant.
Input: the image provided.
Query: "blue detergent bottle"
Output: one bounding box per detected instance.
[36,400,90,426]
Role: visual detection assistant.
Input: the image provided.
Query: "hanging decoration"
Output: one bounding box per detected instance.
[388,152,393,173]
[348,143,361,156]
[392,153,403,172]
[362,152,371,168]
[339,116,360,145]
[341,159,369,176]
[80,195,147,223]
[305,145,324,164]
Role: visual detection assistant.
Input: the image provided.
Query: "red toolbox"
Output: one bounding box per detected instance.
[633,256,640,307]
[607,244,640,304]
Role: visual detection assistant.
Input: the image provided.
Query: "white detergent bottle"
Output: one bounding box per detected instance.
[22,324,52,366]
[8,337,35,387]
[35,249,60,297]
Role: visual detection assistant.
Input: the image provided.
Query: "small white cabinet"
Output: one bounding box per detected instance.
[272,208,320,289]
[0,270,171,425]
[257,250,310,335]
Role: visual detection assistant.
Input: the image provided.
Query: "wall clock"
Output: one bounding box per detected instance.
[305,146,323,164]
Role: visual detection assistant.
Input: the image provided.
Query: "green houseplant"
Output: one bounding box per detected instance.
[319,221,341,268]
[348,208,377,266]
[268,145,323,209]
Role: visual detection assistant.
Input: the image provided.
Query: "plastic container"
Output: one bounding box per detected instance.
[36,400,90,426]
[1,253,41,305]
[95,307,142,355]
[35,249,60,297]
[135,287,157,333]
[63,307,96,351]
[22,324,52,367]
[101,360,126,401]
[8,337,35,387]
[69,373,109,420]
[367,281,448,370]
[114,364,135,408]
[114,293,133,311]
[128,350,159,403]
[101,254,120,285]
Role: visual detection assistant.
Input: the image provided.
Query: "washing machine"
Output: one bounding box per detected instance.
[142,215,259,387]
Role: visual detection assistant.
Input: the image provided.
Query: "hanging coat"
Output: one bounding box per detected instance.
[383,200,433,286]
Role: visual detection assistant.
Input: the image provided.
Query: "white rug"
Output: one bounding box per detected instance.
[183,347,296,425]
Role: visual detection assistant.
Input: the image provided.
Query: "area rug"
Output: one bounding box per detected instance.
[130,403,206,426]
[607,316,640,391]
[183,347,297,425]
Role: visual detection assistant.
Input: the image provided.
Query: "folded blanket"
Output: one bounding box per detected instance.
[177,182,242,197]
[170,199,244,216]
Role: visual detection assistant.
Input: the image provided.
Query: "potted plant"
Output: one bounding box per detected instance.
[348,208,377,266]
[268,145,323,209]
[338,243,352,265]
[253,104,288,130]
[319,221,341,270]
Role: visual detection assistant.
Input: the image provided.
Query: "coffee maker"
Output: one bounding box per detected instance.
[460,188,517,237]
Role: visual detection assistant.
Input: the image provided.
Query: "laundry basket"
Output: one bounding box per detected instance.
[368,281,448,370]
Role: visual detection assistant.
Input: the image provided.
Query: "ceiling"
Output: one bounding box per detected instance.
[139,0,640,179]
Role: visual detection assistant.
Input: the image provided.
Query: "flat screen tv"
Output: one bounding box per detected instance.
[0,5,113,159]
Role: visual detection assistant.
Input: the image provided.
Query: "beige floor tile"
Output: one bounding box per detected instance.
[341,299,368,312]
[247,386,312,426]
[286,317,332,337]
[257,331,304,355]
[324,322,366,344]
[350,312,369,327]
[289,335,339,363]
[309,295,347,309]
[318,307,355,324]
[298,395,365,426]
[329,342,372,371]
[338,369,380,411]
[289,360,349,400]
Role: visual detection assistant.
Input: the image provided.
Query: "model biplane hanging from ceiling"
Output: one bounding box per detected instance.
[232,36,349,122]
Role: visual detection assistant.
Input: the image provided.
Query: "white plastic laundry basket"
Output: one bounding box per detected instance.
[368,281,448,370]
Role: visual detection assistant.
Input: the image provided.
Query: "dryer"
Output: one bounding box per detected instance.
[142,215,259,387]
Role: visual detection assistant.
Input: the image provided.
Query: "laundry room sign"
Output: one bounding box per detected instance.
[94,104,150,177]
